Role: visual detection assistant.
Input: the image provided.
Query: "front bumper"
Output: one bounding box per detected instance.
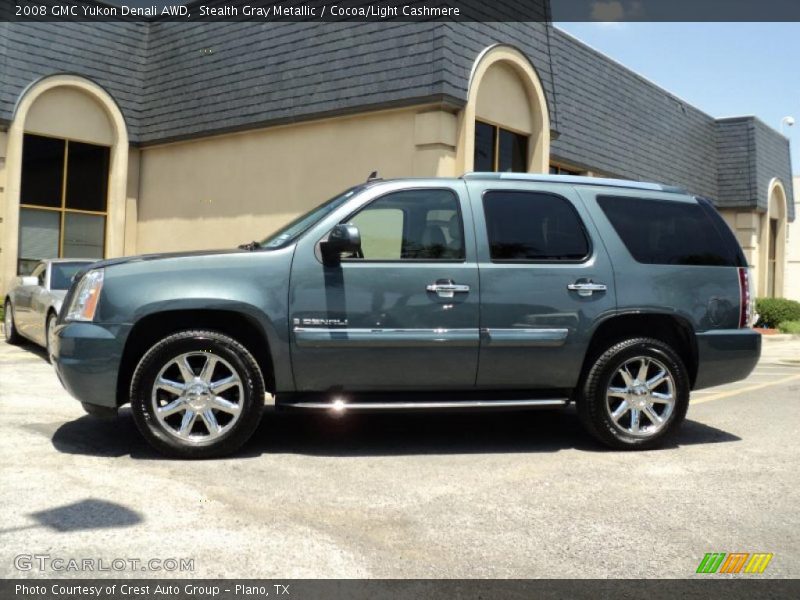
[52,322,132,408]
[693,329,761,390]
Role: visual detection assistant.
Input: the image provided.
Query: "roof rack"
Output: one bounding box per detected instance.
[460,172,687,194]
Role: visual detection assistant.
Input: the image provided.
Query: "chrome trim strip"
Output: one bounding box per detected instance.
[481,328,569,347]
[293,327,480,348]
[284,398,568,410]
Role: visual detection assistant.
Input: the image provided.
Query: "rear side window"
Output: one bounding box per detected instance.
[483,191,590,261]
[597,195,743,266]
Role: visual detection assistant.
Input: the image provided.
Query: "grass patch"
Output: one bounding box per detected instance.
[777,320,800,335]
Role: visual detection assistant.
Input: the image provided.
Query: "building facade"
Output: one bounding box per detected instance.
[0,18,795,299]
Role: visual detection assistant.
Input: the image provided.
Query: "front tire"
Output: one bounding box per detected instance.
[577,338,690,450]
[4,301,21,345]
[130,330,265,459]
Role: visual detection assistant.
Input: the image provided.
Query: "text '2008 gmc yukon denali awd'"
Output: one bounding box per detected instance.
[52,173,760,458]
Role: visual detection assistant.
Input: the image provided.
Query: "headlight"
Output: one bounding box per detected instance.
[66,268,105,322]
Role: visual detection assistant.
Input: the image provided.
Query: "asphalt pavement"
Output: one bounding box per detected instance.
[0,335,798,579]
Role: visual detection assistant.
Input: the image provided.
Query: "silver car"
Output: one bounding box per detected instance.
[3,259,95,359]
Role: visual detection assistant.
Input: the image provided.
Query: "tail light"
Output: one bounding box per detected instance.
[737,267,754,328]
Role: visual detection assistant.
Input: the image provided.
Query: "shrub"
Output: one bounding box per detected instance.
[778,320,800,335]
[756,297,800,328]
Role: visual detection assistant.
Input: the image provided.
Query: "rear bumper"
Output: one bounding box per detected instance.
[52,322,131,408]
[693,329,761,390]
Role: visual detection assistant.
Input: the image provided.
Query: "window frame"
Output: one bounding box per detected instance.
[481,189,593,265]
[324,187,468,264]
[474,119,530,173]
[18,132,109,273]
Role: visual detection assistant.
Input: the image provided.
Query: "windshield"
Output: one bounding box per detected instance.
[260,186,364,249]
[51,262,92,290]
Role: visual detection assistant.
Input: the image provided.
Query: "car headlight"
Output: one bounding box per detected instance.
[66,268,105,322]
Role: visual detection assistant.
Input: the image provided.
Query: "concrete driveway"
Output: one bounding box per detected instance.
[0,335,798,579]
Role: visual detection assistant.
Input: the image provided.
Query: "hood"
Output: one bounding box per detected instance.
[86,248,257,271]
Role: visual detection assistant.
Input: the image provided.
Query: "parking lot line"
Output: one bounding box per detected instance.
[692,373,800,405]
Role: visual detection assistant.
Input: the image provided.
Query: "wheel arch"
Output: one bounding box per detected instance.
[579,312,699,389]
[117,308,278,407]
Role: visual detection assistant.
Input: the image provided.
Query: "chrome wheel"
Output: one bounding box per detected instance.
[151,351,244,444]
[605,356,675,438]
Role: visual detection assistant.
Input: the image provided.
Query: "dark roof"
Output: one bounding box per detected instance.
[0,20,792,218]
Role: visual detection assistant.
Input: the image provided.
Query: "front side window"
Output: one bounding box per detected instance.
[483,191,590,261]
[474,121,528,173]
[18,134,109,274]
[597,195,742,266]
[346,189,464,261]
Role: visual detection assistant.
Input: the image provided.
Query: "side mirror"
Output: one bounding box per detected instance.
[18,276,38,287]
[321,223,361,265]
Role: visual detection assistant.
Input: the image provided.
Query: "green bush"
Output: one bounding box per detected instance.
[756,297,800,328]
[778,320,800,335]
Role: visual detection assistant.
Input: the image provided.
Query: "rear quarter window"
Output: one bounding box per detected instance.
[597,195,743,267]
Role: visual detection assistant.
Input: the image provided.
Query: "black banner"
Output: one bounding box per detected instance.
[5,0,800,22]
[2,579,800,600]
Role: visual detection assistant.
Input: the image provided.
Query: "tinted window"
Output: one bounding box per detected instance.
[21,135,65,208]
[65,141,110,212]
[51,263,90,290]
[498,129,527,172]
[598,195,742,266]
[474,121,528,173]
[483,191,590,261]
[474,121,495,171]
[346,189,464,260]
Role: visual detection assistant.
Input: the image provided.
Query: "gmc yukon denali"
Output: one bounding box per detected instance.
[50,174,761,458]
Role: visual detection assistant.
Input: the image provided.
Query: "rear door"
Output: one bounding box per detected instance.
[467,181,617,389]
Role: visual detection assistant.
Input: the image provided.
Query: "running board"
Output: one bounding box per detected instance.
[281,398,568,411]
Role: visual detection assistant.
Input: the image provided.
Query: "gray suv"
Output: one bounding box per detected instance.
[52,174,760,458]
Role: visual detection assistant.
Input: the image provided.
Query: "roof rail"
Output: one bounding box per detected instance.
[460,172,687,194]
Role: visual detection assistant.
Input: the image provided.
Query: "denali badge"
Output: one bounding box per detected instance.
[293,317,349,327]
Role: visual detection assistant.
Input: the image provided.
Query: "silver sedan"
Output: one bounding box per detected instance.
[3,259,96,360]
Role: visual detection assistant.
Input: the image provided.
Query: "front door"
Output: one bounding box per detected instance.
[289,185,480,391]
[14,262,45,337]
[467,182,617,390]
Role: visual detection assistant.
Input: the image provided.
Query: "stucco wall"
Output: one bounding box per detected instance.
[135,106,458,254]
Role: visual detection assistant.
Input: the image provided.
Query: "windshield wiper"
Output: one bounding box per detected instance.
[237,240,261,251]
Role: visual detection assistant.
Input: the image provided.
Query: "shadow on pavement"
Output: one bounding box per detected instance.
[51,406,741,460]
[7,338,49,362]
[0,499,142,535]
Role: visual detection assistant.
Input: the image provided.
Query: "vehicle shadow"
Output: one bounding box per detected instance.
[51,407,741,460]
[8,338,49,362]
[0,498,142,536]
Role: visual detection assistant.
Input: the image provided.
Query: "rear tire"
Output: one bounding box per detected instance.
[3,301,21,345]
[130,330,265,459]
[577,337,689,450]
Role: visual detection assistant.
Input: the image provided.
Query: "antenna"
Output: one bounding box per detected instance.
[367,171,380,182]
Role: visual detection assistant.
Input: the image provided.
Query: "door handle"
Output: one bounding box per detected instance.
[567,281,607,297]
[426,279,470,298]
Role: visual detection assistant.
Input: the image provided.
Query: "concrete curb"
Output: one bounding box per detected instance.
[761,333,800,342]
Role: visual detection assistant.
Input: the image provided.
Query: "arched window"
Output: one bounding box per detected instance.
[458,45,550,174]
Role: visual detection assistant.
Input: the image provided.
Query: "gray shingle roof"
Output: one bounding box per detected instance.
[0,20,792,218]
